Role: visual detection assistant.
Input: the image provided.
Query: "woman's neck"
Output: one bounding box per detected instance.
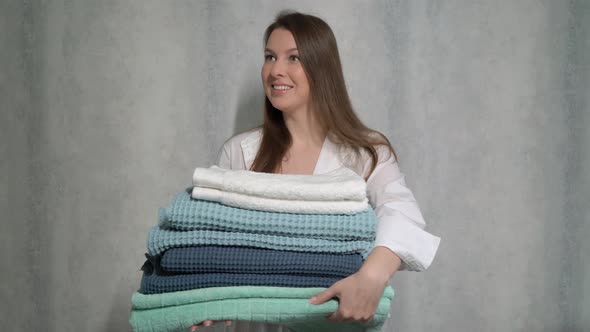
[283,108,326,148]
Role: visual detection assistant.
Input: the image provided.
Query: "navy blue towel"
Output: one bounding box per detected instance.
[158,246,363,277]
[139,272,341,294]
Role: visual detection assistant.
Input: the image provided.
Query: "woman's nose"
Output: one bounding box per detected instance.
[270,60,286,77]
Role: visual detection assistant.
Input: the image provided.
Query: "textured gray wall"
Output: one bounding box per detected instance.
[0,1,36,330]
[1,1,588,331]
[568,1,590,330]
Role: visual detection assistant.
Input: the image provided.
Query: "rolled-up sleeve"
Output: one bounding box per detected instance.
[366,150,440,272]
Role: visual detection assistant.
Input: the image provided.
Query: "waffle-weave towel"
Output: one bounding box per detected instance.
[158,246,363,276]
[147,227,374,258]
[160,190,376,240]
[193,166,367,201]
[139,272,342,294]
[130,285,394,332]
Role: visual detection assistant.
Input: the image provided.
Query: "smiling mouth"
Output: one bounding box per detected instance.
[272,84,293,90]
[271,84,293,95]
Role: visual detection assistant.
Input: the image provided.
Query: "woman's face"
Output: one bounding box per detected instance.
[261,28,311,114]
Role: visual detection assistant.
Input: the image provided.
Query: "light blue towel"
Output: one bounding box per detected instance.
[159,190,376,240]
[147,227,374,258]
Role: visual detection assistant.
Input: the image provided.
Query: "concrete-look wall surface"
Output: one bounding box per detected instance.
[0,1,36,331]
[567,1,590,330]
[1,1,588,331]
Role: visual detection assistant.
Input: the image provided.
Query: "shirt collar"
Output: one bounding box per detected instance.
[312,134,343,174]
[239,129,262,170]
[239,130,344,174]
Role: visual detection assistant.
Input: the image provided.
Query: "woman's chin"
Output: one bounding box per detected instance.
[267,97,302,114]
[269,102,289,113]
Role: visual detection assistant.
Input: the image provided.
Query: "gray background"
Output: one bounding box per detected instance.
[1,0,588,331]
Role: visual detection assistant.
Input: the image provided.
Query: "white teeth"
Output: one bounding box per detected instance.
[272,85,292,90]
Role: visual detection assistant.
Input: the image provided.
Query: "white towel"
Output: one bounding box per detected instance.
[191,186,369,215]
[192,166,367,202]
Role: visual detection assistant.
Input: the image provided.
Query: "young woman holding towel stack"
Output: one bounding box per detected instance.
[190,10,440,331]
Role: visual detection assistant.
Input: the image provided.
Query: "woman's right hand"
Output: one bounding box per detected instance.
[189,320,232,331]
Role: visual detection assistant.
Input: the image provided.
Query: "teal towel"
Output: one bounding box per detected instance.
[147,227,374,258]
[130,285,394,332]
[159,190,376,240]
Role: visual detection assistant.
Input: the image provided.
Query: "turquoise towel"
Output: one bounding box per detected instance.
[159,190,376,241]
[147,227,374,258]
[130,285,394,332]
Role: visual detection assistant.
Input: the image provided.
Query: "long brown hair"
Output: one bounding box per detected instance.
[251,10,397,178]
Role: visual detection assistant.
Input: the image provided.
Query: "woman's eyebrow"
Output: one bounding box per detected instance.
[264,48,298,53]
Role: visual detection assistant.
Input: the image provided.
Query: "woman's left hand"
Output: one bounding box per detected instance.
[308,246,402,323]
[308,269,388,323]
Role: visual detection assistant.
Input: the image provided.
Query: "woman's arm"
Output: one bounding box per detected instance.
[367,147,440,271]
[309,246,401,323]
[361,246,402,283]
[310,145,440,322]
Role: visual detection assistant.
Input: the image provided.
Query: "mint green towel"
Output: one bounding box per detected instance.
[130,285,394,332]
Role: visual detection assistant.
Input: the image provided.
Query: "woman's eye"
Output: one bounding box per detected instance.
[289,55,300,62]
[264,55,275,61]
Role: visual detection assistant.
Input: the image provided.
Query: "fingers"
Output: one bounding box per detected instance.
[309,283,340,305]
[326,309,374,323]
[189,320,211,331]
[189,320,232,331]
[326,310,344,322]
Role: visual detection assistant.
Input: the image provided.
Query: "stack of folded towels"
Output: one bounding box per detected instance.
[130,166,394,332]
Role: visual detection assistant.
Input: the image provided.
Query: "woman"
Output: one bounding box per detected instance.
[190,10,440,331]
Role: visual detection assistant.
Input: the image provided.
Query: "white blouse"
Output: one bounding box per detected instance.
[216,128,440,272]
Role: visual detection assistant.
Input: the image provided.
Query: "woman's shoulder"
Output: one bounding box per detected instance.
[332,130,396,177]
[217,128,263,170]
[340,130,395,160]
[221,127,263,151]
